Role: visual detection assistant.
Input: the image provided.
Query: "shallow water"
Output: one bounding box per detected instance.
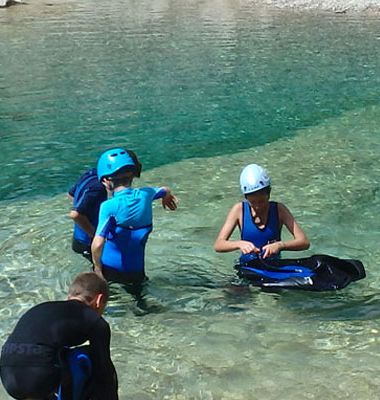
[1,0,380,399]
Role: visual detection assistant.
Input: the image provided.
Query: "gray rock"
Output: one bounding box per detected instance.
[0,0,24,7]
[252,0,380,12]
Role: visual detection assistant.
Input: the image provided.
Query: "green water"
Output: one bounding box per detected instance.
[1,0,379,200]
[1,0,380,399]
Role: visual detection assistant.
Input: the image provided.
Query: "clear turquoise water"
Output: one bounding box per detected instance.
[1,0,379,200]
[1,1,380,399]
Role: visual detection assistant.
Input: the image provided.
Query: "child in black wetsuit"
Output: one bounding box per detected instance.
[0,272,118,400]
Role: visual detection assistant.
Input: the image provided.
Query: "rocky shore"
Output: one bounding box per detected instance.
[1,0,14,6]
[1,0,380,13]
[258,0,380,12]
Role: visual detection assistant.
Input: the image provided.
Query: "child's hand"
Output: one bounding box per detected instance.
[162,193,178,210]
[238,240,260,255]
[93,264,105,280]
[261,241,283,259]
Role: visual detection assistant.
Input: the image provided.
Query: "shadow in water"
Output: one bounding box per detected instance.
[272,288,380,321]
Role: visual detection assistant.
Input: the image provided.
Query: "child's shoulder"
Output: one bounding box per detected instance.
[136,186,159,192]
[230,201,244,214]
[134,186,163,197]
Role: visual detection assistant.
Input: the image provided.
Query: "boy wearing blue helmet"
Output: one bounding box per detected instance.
[91,148,177,284]
[214,164,309,261]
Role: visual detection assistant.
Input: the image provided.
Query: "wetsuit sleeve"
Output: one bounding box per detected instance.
[68,182,77,197]
[74,189,103,214]
[88,318,118,400]
[95,202,115,237]
[152,187,167,200]
[139,187,167,201]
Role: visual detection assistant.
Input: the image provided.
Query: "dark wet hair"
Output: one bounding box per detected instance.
[125,149,142,178]
[108,166,135,187]
[106,150,142,188]
[244,186,271,198]
[68,272,109,303]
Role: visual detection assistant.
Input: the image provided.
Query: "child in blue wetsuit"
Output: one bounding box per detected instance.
[91,148,177,284]
[68,168,107,261]
[214,164,310,261]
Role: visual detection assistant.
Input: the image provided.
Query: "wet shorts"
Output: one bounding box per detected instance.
[0,343,60,399]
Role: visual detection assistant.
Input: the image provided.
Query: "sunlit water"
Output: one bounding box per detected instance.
[1,0,380,399]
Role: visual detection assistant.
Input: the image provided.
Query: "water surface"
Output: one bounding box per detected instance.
[1,1,380,399]
[1,0,379,199]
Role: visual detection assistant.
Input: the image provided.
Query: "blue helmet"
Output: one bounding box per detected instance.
[97,148,137,181]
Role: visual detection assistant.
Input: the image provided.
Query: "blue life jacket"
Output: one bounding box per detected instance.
[101,223,152,274]
[240,201,280,262]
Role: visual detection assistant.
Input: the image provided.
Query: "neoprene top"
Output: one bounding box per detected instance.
[0,300,117,400]
[95,187,166,275]
[96,187,166,234]
[241,200,281,258]
[69,168,107,245]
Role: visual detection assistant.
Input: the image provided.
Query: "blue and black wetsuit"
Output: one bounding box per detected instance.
[95,186,166,283]
[69,169,107,260]
[0,300,118,400]
[240,200,281,262]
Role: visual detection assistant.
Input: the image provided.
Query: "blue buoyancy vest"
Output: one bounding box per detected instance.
[96,186,166,275]
[101,223,152,274]
[240,201,281,260]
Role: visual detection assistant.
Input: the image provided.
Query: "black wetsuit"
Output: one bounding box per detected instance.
[0,300,118,400]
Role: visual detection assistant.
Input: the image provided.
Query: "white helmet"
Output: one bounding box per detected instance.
[240,164,271,194]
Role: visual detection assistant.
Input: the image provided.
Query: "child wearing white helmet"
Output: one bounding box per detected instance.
[214,164,309,260]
